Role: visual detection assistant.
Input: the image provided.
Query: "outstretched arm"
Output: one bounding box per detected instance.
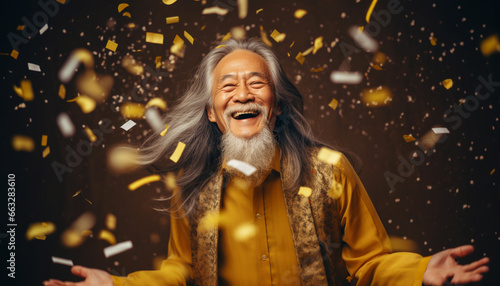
[43,266,113,286]
[423,245,489,286]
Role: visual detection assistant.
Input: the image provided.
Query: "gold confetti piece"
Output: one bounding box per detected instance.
[106,213,117,230]
[36,235,47,240]
[372,52,387,65]
[389,236,419,252]
[108,146,139,173]
[442,79,453,89]
[12,135,35,152]
[418,129,444,150]
[164,172,177,190]
[121,102,145,119]
[290,41,295,48]
[127,23,136,29]
[200,25,206,31]
[230,27,246,40]
[26,222,56,240]
[295,52,305,65]
[233,222,256,242]
[11,49,19,59]
[66,97,78,102]
[403,135,416,142]
[122,12,131,18]
[155,56,162,68]
[202,6,229,16]
[256,8,263,14]
[365,0,378,23]
[166,16,179,24]
[490,169,495,175]
[84,127,97,142]
[328,98,339,110]
[480,34,500,57]
[13,80,34,101]
[301,46,314,56]
[171,35,185,57]
[41,135,48,146]
[61,212,96,248]
[430,37,437,46]
[76,71,113,100]
[17,25,25,30]
[294,9,307,19]
[370,63,383,70]
[270,29,286,43]
[85,198,93,205]
[58,48,94,83]
[237,0,248,19]
[221,32,232,42]
[184,31,194,44]
[298,186,312,198]
[173,34,184,44]
[128,175,162,191]
[146,98,168,111]
[162,0,177,5]
[259,25,273,47]
[72,190,81,197]
[75,95,96,114]
[122,55,144,75]
[160,125,169,136]
[328,179,343,199]
[361,87,392,106]
[146,32,164,44]
[317,147,342,165]
[312,36,323,55]
[309,67,323,72]
[170,142,186,163]
[215,45,226,49]
[42,146,50,158]
[58,84,66,99]
[106,40,118,52]
[117,3,129,12]
[199,211,228,232]
[99,230,117,245]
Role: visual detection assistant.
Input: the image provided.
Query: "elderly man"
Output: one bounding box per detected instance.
[45,39,489,286]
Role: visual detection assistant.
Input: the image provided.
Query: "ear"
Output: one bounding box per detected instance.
[275,103,283,116]
[206,105,216,122]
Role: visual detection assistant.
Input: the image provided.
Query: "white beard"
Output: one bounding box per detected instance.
[221,103,277,184]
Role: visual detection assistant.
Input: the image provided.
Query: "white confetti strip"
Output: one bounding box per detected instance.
[51,256,74,266]
[28,63,41,72]
[58,56,81,83]
[103,240,133,258]
[348,26,379,52]
[330,71,363,84]
[40,24,49,35]
[432,127,450,134]
[57,113,75,138]
[226,159,257,176]
[120,120,136,131]
[145,108,164,132]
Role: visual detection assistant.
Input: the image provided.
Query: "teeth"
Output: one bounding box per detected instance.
[232,110,259,118]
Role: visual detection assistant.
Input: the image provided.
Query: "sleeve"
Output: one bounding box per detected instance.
[336,155,430,286]
[112,193,193,286]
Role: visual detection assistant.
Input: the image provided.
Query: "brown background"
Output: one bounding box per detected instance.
[1,0,499,285]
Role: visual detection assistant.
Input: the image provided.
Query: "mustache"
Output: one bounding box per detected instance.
[223,103,269,128]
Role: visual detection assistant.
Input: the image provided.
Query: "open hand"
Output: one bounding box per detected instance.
[43,265,113,286]
[423,245,489,286]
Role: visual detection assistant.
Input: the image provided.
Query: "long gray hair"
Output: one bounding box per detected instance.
[140,38,337,215]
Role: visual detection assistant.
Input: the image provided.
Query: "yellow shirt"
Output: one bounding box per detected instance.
[112,152,430,286]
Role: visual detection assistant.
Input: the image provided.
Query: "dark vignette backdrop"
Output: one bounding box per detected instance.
[1,0,499,285]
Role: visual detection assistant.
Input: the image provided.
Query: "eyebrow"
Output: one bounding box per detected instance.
[218,72,268,83]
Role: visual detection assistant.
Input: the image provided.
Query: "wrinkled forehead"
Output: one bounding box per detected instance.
[213,49,272,81]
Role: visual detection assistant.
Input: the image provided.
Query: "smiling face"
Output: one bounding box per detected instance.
[207,49,281,139]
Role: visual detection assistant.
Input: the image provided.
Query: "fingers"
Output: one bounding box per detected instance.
[43,279,77,286]
[463,257,490,271]
[71,265,89,278]
[449,245,475,259]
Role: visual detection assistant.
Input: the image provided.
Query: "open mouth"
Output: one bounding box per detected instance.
[231,110,260,120]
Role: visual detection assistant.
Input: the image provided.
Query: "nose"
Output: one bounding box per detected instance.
[233,82,255,103]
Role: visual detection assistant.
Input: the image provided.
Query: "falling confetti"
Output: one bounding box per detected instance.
[121,55,144,75]
[106,213,117,230]
[184,31,194,45]
[328,98,339,110]
[12,135,35,152]
[233,222,256,242]
[348,26,379,52]
[145,108,165,132]
[365,0,378,23]
[403,135,416,142]
[108,146,138,173]
[26,222,56,240]
[480,34,500,57]
[121,102,145,119]
[11,49,19,59]
[128,175,162,191]
[105,40,118,52]
[256,8,263,14]
[120,120,136,131]
[57,113,76,137]
[432,127,450,134]
[51,257,74,267]
[84,127,97,142]
[61,212,96,248]
[202,6,229,16]
[13,80,34,101]
[226,159,257,176]
[58,84,66,99]
[99,230,117,245]
[164,172,177,190]
[103,240,133,258]
[170,142,186,163]
[58,48,94,83]
[28,63,41,72]
[270,29,286,43]
[294,9,307,19]
[430,37,437,46]
[330,71,363,84]
[75,95,97,114]
[166,16,179,24]
[160,125,169,137]
[361,87,392,106]
[442,79,453,89]
[162,0,177,5]
[295,52,305,65]
[42,146,50,158]
[146,32,164,44]
[41,135,48,146]
[312,36,323,55]
[40,24,49,35]
[237,0,248,19]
